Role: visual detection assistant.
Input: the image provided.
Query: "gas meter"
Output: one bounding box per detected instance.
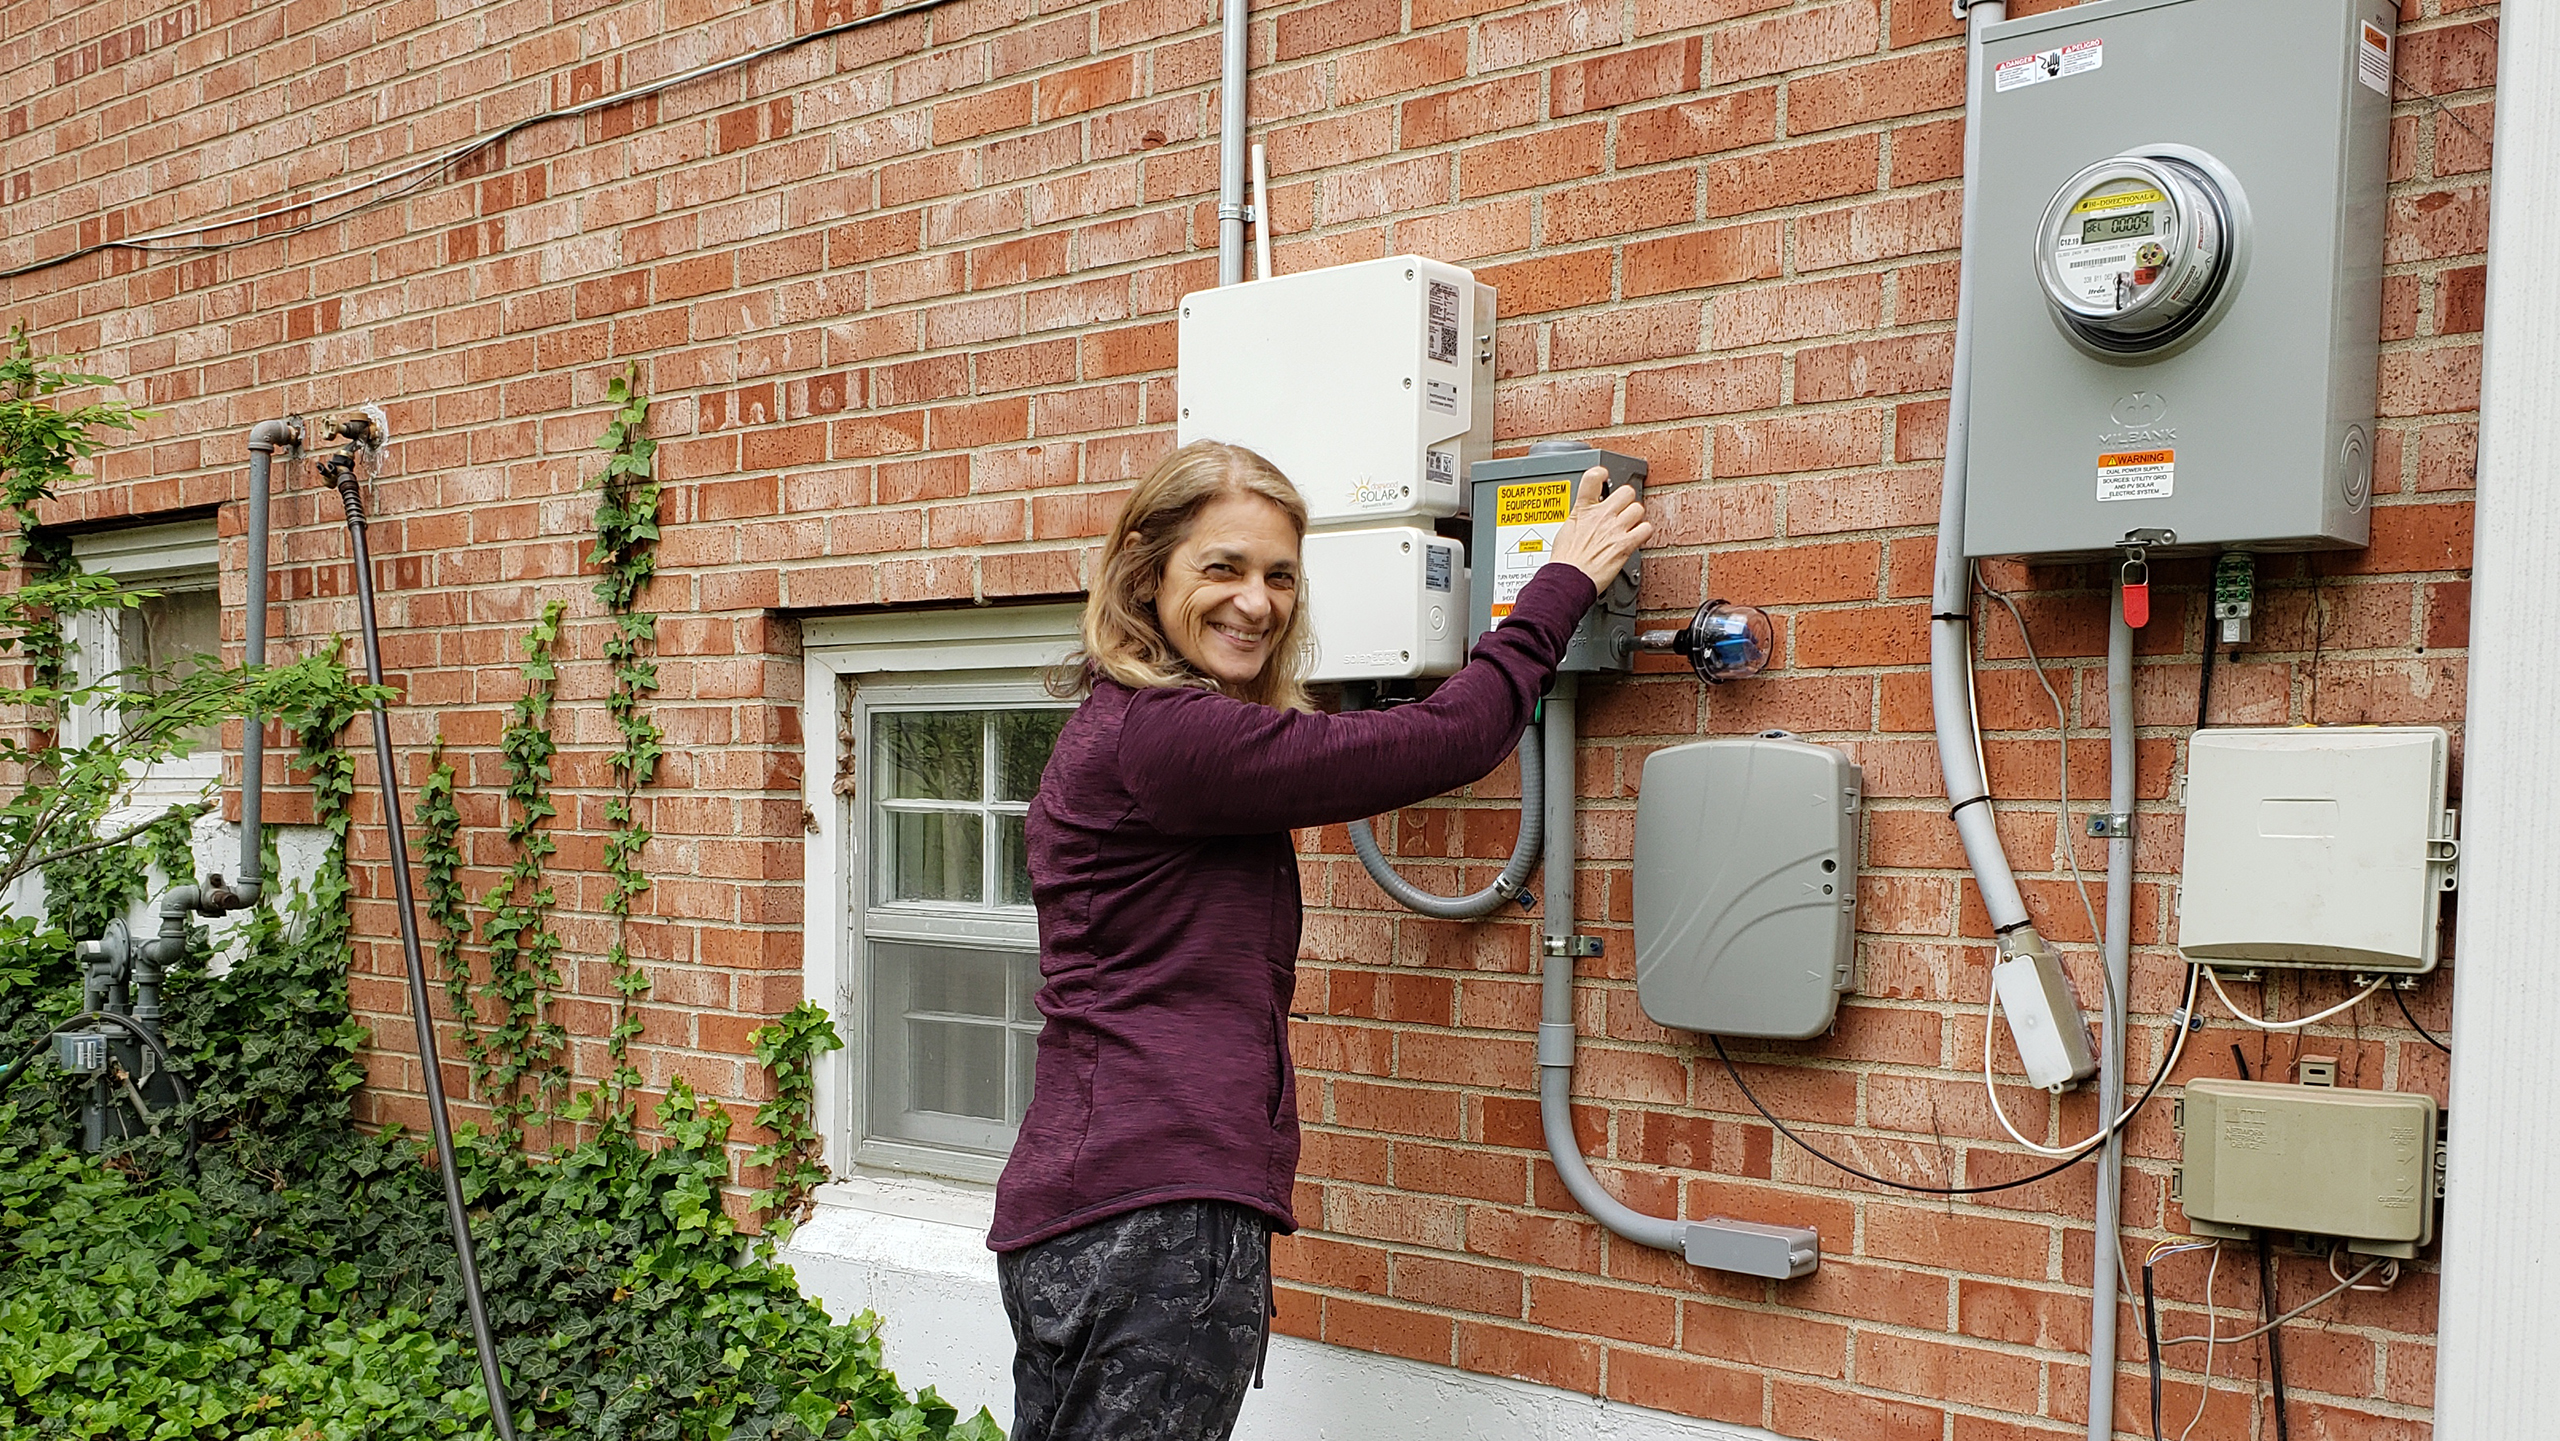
[2036,152,2240,353]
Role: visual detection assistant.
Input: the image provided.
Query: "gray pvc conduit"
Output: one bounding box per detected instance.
[1535,677,1688,1253]
[1928,6,2125,1432]
[2088,591,2136,1441]
[1342,689,1542,919]
[1215,0,1248,286]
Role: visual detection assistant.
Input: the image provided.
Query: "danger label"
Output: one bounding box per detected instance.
[1490,479,1572,617]
[1995,38,2103,93]
[2358,21,2392,97]
[2097,448,2174,502]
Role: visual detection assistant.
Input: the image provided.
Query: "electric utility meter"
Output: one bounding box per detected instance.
[2036,154,2236,353]
[1962,0,2394,561]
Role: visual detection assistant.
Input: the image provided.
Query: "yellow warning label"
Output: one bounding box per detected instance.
[2073,187,2165,215]
[2097,449,2174,468]
[1495,480,1572,526]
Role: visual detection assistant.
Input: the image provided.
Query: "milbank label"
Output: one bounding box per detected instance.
[2097,448,2175,502]
[1490,479,1572,617]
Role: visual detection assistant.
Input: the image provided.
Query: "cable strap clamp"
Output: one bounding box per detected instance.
[1948,794,1993,819]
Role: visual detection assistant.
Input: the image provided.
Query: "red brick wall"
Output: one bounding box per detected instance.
[5,0,2490,1433]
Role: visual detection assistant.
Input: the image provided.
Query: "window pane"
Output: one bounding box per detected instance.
[117,588,223,756]
[870,940,1038,1154]
[910,945,1009,1018]
[995,709,1067,800]
[909,1020,1009,1120]
[879,711,982,800]
[995,813,1033,906]
[884,810,982,902]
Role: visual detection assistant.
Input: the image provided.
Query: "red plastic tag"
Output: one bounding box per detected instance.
[2122,580,2150,629]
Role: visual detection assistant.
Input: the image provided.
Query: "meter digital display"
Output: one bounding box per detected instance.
[2080,211,2155,243]
[2035,153,2239,353]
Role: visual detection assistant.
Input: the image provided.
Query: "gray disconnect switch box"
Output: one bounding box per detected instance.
[2175,1078,2441,1258]
[1469,442,1641,672]
[1962,0,2395,560]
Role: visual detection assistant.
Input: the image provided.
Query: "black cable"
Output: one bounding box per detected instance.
[2144,1257,2165,1440]
[2196,624,2216,729]
[330,456,519,1440]
[1710,1021,2181,1197]
[2258,1233,2291,1441]
[2393,985,2451,1053]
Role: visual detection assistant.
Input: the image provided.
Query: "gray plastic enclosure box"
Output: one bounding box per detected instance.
[1964,0,2394,560]
[1634,737,1862,1040]
[2175,1078,2439,1257]
[1469,445,1642,672]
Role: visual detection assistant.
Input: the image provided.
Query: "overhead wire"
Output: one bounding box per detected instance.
[0,0,965,283]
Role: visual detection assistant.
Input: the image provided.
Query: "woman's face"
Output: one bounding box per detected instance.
[1149,492,1300,689]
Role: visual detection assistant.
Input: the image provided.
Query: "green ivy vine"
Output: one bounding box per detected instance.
[477,600,568,1132]
[748,1002,844,1237]
[583,364,662,1137]
[414,737,487,1092]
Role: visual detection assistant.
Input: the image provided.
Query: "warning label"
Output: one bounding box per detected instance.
[1426,378,1458,416]
[1489,479,1572,617]
[2097,448,2174,502]
[2358,21,2392,97]
[1995,38,2104,93]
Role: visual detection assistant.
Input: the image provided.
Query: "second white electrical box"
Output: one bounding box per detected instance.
[1298,527,1467,682]
[2177,726,2456,974]
[1177,256,1494,528]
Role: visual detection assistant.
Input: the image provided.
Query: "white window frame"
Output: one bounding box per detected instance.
[62,519,224,809]
[802,604,1082,1192]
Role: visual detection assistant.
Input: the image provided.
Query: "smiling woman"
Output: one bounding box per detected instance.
[994,439,1647,1441]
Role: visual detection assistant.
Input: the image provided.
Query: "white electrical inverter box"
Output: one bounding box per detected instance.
[1177,256,1494,527]
[2177,727,2456,973]
[1298,528,1467,682]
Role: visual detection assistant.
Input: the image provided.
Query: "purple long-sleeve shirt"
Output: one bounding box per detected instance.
[988,564,1598,1251]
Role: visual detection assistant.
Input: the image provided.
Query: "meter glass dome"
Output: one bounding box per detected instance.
[2036,154,2235,352]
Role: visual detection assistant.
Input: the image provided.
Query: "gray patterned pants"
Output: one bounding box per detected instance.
[997,1201,1274,1441]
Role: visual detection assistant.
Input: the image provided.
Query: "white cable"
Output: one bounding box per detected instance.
[1975,567,2105,947]
[1985,966,2200,1157]
[2203,968,2387,1031]
[2179,1244,2222,1441]
[2155,1251,2390,1348]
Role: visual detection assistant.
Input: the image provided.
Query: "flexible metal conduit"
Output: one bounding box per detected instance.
[1343,690,1542,918]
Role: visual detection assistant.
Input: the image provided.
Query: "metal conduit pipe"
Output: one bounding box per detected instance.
[223,416,303,911]
[1532,676,1815,1279]
[1535,678,1682,1254]
[1341,688,1543,918]
[1931,5,2129,1431]
[1215,0,1249,286]
[2088,591,2136,1441]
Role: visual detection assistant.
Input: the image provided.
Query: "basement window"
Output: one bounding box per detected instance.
[62,519,224,807]
[802,604,1081,1185]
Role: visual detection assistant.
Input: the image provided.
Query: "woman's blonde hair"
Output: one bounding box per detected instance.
[1058,439,1313,711]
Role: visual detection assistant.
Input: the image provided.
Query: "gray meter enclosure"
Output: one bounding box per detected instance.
[1470,444,1641,672]
[1963,0,2394,561]
[1634,737,1862,1040]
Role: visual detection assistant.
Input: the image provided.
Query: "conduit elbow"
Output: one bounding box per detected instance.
[247,417,302,452]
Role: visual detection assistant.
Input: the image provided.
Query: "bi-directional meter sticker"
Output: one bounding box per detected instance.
[1490,479,1572,619]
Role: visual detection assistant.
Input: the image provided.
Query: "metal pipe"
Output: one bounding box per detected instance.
[328,460,519,1440]
[2089,587,2135,1441]
[1216,0,1248,285]
[230,416,302,907]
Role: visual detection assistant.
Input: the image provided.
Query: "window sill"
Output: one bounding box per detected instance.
[806,1170,996,1233]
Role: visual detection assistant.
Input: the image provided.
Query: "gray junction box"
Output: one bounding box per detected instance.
[1634,736,1863,1040]
[1963,0,2395,561]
